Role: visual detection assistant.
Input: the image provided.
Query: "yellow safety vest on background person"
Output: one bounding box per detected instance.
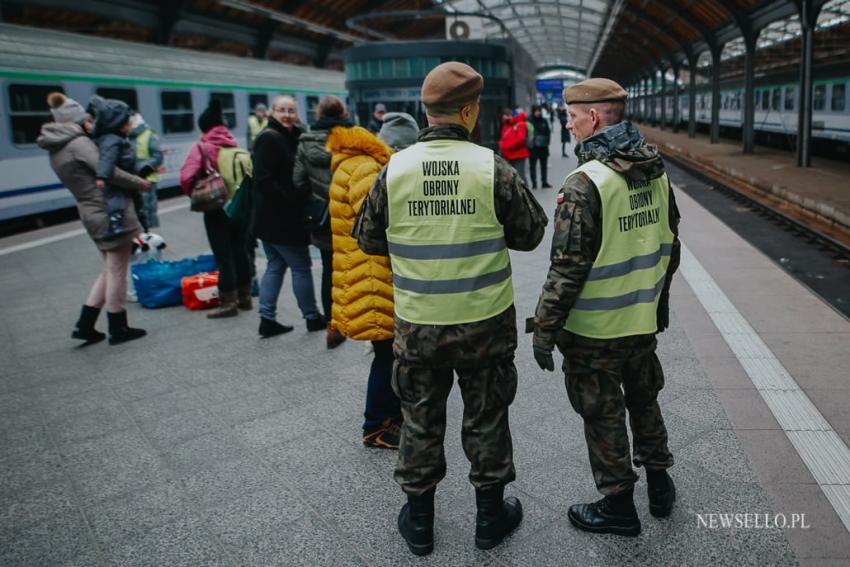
[564,160,674,339]
[386,139,513,325]
[248,115,267,147]
[135,128,160,182]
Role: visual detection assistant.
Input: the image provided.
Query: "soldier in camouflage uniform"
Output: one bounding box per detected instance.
[531,78,680,537]
[354,62,547,555]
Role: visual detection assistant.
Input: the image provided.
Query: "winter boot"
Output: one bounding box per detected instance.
[236,284,253,311]
[567,489,641,537]
[398,488,435,556]
[475,485,523,550]
[259,318,293,338]
[326,323,346,349]
[647,469,676,518]
[107,311,147,345]
[306,313,327,333]
[71,305,106,345]
[207,290,238,319]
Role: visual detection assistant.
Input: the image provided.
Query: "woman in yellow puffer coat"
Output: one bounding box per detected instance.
[326,103,420,449]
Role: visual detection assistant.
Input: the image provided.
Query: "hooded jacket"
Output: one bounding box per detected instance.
[250,117,308,245]
[499,112,530,160]
[293,116,352,250]
[533,120,681,350]
[89,96,135,181]
[326,126,394,341]
[37,122,146,251]
[179,125,237,195]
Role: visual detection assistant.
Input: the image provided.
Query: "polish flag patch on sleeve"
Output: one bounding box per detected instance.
[557,192,565,205]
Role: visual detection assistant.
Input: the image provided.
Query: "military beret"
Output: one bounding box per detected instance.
[421,62,483,109]
[564,78,628,104]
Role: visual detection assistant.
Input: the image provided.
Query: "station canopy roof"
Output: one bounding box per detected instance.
[437,0,614,72]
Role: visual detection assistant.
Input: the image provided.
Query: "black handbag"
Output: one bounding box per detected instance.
[301,194,329,232]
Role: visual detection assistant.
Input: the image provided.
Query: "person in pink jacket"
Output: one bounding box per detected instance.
[179,99,252,319]
[498,108,530,186]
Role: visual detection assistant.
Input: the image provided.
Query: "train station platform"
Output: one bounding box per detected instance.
[2,140,850,566]
[640,124,850,242]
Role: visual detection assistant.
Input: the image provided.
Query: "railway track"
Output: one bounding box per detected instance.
[662,156,850,319]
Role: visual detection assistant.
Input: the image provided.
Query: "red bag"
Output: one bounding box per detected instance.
[181,272,220,310]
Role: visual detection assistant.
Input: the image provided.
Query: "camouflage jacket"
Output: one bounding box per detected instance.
[354,123,548,367]
[532,120,681,351]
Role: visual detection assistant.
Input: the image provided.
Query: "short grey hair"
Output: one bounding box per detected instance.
[571,101,625,126]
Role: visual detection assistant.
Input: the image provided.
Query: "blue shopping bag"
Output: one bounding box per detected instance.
[131,254,217,308]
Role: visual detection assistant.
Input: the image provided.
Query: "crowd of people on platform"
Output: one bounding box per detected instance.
[36,91,573,453]
[37,64,681,554]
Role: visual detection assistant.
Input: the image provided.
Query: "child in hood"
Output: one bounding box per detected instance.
[88,95,147,239]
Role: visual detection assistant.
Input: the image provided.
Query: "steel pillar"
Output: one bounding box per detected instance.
[660,68,667,130]
[710,46,722,143]
[742,33,757,154]
[688,59,697,138]
[672,63,680,133]
[797,0,818,167]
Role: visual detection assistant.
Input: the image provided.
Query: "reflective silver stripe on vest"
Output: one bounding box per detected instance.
[585,243,673,282]
[572,275,666,311]
[388,237,507,260]
[393,265,512,295]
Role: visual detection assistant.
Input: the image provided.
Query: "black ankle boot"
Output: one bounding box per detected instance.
[568,489,641,537]
[475,485,523,550]
[647,469,676,518]
[71,305,106,345]
[107,311,146,345]
[398,489,435,556]
[306,314,326,333]
[259,318,293,338]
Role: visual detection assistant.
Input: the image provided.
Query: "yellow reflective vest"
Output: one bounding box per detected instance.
[135,128,160,182]
[248,115,267,147]
[564,160,675,339]
[386,139,513,325]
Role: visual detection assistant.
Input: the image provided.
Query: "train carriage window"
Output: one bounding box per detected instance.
[95,87,138,110]
[8,84,64,145]
[832,83,846,112]
[814,85,826,111]
[248,93,268,112]
[306,96,319,125]
[771,88,781,111]
[784,87,795,111]
[210,92,237,128]
[160,91,194,134]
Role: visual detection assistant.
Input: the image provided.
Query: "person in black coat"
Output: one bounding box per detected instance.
[251,95,325,338]
[558,104,571,157]
[529,104,552,189]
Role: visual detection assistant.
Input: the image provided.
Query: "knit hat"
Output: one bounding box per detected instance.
[378,112,419,151]
[199,98,224,133]
[47,92,86,124]
[374,103,386,113]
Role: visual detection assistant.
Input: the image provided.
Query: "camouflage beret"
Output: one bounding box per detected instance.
[422,62,483,109]
[564,78,628,104]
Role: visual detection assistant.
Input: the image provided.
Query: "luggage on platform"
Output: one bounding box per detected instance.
[131,254,217,308]
[181,272,220,310]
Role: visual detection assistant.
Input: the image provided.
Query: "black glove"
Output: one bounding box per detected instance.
[533,345,555,372]
[656,293,670,333]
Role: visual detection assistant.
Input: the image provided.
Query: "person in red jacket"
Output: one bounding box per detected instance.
[498,107,530,186]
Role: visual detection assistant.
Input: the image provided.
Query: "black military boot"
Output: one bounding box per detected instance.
[398,488,435,556]
[568,489,641,537]
[107,311,147,345]
[647,469,676,518]
[475,485,523,550]
[71,305,106,345]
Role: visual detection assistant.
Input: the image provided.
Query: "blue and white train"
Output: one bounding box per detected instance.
[635,70,850,154]
[0,23,347,226]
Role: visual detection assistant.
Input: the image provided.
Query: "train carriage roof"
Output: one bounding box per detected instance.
[0,23,345,94]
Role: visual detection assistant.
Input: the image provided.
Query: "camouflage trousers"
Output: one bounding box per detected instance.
[391,360,518,496]
[557,331,674,496]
